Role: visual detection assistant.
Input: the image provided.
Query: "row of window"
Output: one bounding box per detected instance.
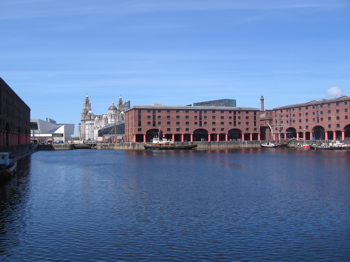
[145,121,257,127]
[146,115,255,120]
[145,109,257,114]
[277,115,349,125]
[277,108,348,118]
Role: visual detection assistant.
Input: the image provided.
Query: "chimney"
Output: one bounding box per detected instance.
[260,96,264,111]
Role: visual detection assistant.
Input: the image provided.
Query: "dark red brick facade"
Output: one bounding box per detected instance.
[125,96,350,143]
[125,105,261,142]
[0,78,31,146]
[263,96,350,140]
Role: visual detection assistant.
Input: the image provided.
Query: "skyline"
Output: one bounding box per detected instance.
[1,0,350,135]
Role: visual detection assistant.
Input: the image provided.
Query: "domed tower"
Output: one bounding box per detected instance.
[107,102,118,125]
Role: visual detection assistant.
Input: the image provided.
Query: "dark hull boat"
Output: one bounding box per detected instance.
[144,143,197,150]
[144,130,197,150]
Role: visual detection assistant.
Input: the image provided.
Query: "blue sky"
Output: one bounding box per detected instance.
[1,0,350,135]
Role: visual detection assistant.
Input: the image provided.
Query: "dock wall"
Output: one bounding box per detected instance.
[96,141,262,150]
[35,140,350,151]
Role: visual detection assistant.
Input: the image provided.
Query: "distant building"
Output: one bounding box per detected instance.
[79,95,129,141]
[193,99,236,107]
[0,78,31,147]
[30,119,75,144]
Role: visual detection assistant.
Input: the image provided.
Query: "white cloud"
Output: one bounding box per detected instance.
[326,86,343,97]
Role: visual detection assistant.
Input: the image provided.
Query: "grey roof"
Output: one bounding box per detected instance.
[127,105,260,111]
[273,96,350,110]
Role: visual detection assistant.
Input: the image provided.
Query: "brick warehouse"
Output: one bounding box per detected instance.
[0,78,31,146]
[263,96,350,141]
[125,104,262,143]
[125,96,350,143]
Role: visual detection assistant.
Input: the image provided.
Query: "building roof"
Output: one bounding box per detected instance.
[127,104,260,111]
[273,96,350,110]
[30,119,75,135]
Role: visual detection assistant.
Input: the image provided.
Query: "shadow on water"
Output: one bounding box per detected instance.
[0,155,31,258]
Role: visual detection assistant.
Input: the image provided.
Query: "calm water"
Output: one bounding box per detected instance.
[0,148,349,261]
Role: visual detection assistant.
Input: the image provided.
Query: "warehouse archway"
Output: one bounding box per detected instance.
[193,129,208,141]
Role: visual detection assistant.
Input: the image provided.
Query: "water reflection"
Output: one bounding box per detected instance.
[0,149,349,261]
[0,156,31,258]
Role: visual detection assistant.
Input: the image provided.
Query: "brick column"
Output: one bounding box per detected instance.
[241,133,245,141]
[225,133,228,141]
[208,133,211,142]
[342,131,345,140]
[190,134,193,142]
[217,134,220,141]
[249,133,252,141]
[325,132,328,140]
[333,131,336,140]
[181,134,184,142]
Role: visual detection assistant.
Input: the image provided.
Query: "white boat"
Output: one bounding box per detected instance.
[310,140,350,150]
[144,130,197,150]
[0,152,17,180]
[261,141,288,148]
[261,141,277,148]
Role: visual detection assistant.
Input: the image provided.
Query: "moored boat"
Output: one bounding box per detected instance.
[310,141,350,150]
[0,152,17,180]
[261,141,288,148]
[144,130,197,150]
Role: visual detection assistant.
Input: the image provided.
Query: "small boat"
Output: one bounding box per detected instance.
[310,141,350,150]
[261,141,277,148]
[144,130,197,150]
[0,152,17,180]
[261,141,288,148]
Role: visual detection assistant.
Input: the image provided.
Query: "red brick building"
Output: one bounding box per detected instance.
[125,105,262,142]
[125,96,350,143]
[263,96,350,141]
[0,78,31,146]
